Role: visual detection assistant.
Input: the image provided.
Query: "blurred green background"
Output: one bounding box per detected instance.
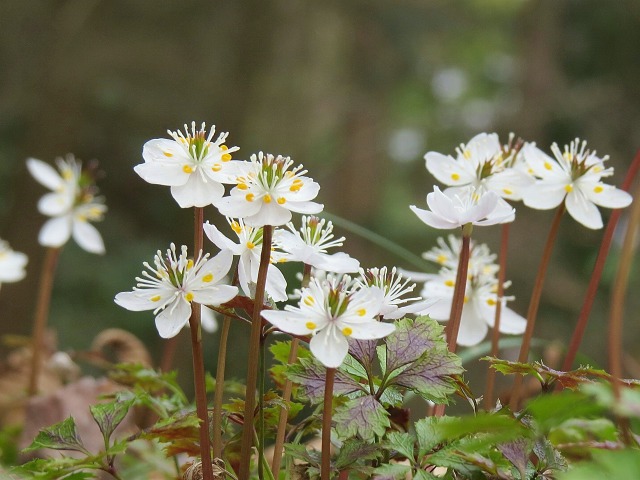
[1,0,640,394]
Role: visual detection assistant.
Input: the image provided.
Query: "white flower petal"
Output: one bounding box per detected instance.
[565,189,603,229]
[261,309,316,335]
[134,161,190,187]
[38,192,73,216]
[522,181,567,210]
[39,216,73,247]
[155,298,192,338]
[245,202,292,227]
[216,194,262,219]
[425,152,474,186]
[265,264,289,302]
[410,205,456,230]
[203,222,240,252]
[285,200,324,215]
[170,173,224,208]
[192,285,238,306]
[27,158,64,191]
[115,291,164,312]
[309,326,350,368]
[583,183,632,209]
[72,220,105,254]
[456,307,489,347]
[345,320,395,340]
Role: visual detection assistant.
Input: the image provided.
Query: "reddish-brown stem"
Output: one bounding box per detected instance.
[159,336,178,372]
[510,204,565,411]
[322,367,336,480]
[484,223,510,410]
[212,316,231,459]
[188,207,214,480]
[609,180,640,400]
[238,225,273,480]
[271,263,312,475]
[434,227,471,417]
[28,246,62,396]
[561,150,640,373]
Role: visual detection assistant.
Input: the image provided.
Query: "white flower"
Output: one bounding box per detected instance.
[135,122,242,208]
[115,244,237,339]
[27,156,107,254]
[216,152,323,226]
[262,275,393,368]
[273,216,360,273]
[410,186,515,230]
[522,139,632,229]
[418,269,525,347]
[356,266,431,320]
[421,235,498,279]
[425,132,534,202]
[203,218,288,302]
[0,239,28,285]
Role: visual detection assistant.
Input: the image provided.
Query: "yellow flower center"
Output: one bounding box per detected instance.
[202,273,214,283]
[185,292,194,302]
[342,327,353,337]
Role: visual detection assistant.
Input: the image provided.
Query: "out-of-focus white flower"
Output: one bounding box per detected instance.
[27,156,107,254]
[273,216,359,273]
[425,132,534,203]
[410,186,514,230]
[356,266,431,320]
[114,244,237,338]
[0,239,28,286]
[522,139,632,229]
[135,122,242,208]
[262,275,393,368]
[216,152,323,226]
[203,218,288,302]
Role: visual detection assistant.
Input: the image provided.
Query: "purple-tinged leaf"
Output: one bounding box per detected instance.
[391,347,463,403]
[499,438,531,477]
[385,317,445,373]
[349,338,379,372]
[286,357,365,403]
[334,439,381,469]
[334,395,390,440]
[24,417,89,454]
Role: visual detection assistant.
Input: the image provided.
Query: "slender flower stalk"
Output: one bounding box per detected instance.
[433,224,472,417]
[271,264,312,475]
[484,223,510,410]
[561,150,640,372]
[509,205,565,410]
[238,225,273,480]
[28,246,62,396]
[212,314,231,460]
[607,180,640,444]
[189,207,215,480]
[321,367,336,480]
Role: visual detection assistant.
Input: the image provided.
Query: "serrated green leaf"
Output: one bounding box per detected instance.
[284,443,321,468]
[385,316,445,373]
[558,449,640,480]
[526,389,605,432]
[89,399,133,445]
[386,431,415,462]
[334,439,381,469]
[340,353,369,380]
[24,417,89,454]
[372,463,411,479]
[333,395,390,440]
[415,416,458,456]
[286,357,364,403]
[390,347,463,403]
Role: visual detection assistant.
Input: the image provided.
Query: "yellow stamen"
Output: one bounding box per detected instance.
[502,188,513,195]
[543,162,552,171]
[163,151,173,157]
[342,327,353,337]
[451,173,460,181]
[277,197,286,205]
[463,150,471,159]
[246,193,255,202]
[150,295,161,302]
[306,322,316,330]
[290,179,303,192]
[185,292,194,302]
[436,254,447,264]
[357,309,366,316]
[303,296,315,306]
[594,185,603,193]
[246,241,255,249]
[212,163,222,172]
[186,259,194,270]
[183,165,193,174]
[263,194,272,204]
[486,298,497,306]
[238,183,248,190]
[202,273,214,283]
[231,221,242,234]
[565,184,573,193]
[463,295,469,303]
[222,153,232,162]
[445,279,455,287]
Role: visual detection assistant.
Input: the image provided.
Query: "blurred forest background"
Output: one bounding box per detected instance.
[1,0,640,394]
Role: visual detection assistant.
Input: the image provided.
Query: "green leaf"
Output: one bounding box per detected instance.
[558,449,640,480]
[284,443,321,469]
[415,416,457,456]
[334,439,381,469]
[384,316,445,373]
[526,389,605,432]
[286,357,364,403]
[386,431,415,461]
[390,346,463,403]
[89,398,134,445]
[333,395,390,440]
[24,417,89,454]
[372,463,412,479]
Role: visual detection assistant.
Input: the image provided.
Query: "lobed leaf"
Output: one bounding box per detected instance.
[333,395,390,440]
[286,357,365,403]
[384,316,445,373]
[89,398,134,445]
[24,417,88,454]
